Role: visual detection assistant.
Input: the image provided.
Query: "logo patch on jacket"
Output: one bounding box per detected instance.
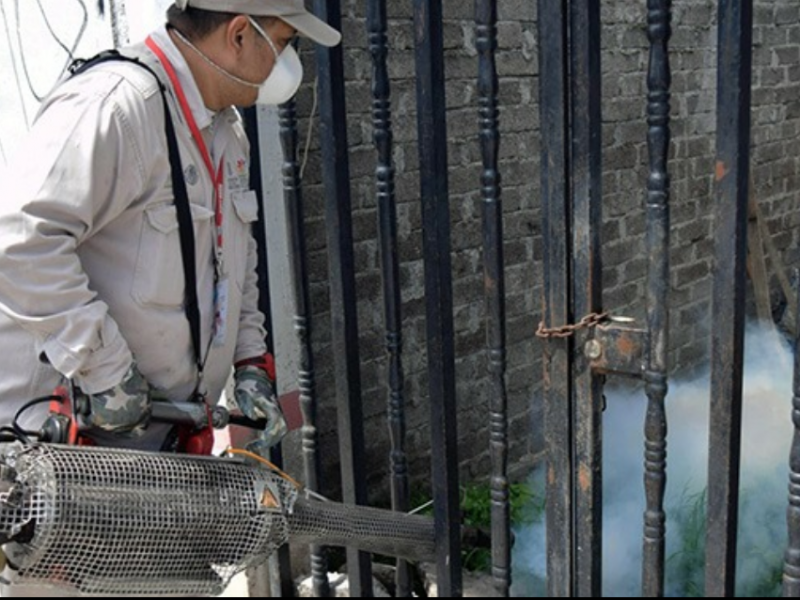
[184,164,199,186]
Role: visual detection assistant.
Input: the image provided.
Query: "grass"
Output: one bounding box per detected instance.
[411,479,545,573]
[413,475,786,595]
[665,483,784,597]
[665,486,707,597]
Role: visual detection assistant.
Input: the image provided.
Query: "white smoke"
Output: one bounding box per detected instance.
[512,322,793,596]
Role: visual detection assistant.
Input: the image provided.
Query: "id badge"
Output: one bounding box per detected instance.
[213,277,229,347]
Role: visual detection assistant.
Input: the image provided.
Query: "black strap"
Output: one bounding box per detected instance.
[70,51,204,385]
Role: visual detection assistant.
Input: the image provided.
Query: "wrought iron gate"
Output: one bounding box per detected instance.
[242,0,800,597]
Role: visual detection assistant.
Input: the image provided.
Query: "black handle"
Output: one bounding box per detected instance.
[227,414,268,430]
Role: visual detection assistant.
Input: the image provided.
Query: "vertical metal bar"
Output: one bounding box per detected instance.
[312,1,372,594]
[537,0,573,595]
[412,0,462,595]
[366,0,411,596]
[244,106,295,598]
[243,109,273,349]
[265,455,295,598]
[641,2,672,596]
[279,98,331,598]
[785,273,800,598]
[705,1,753,596]
[568,1,603,596]
[475,0,510,595]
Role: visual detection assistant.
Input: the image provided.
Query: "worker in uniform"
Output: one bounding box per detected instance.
[0,1,340,595]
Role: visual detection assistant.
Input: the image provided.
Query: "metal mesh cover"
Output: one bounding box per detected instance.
[289,497,437,563]
[0,444,297,596]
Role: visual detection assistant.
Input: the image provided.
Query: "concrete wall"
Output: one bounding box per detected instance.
[262,0,800,501]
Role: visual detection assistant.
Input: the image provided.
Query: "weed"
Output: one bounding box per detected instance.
[410,479,545,573]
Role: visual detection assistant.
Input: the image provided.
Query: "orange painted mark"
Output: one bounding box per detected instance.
[715,161,727,182]
[617,335,636,355]
[579,464,591,493]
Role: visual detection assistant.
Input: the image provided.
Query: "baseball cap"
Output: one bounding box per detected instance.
[174,0,342,46]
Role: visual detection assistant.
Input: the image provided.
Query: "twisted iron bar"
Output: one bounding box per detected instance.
[642,1,672,596]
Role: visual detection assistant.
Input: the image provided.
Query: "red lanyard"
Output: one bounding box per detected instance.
[146,36,226,264]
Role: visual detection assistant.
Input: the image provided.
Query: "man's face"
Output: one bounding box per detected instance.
[235,17,298,105]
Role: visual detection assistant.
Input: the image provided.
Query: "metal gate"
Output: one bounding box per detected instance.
[242,0,800,597]
[534,1,788,597]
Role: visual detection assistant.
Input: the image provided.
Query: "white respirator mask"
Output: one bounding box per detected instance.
[247,16,303,105]
[172,16,303,106]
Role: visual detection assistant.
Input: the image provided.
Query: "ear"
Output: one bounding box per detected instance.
[225,15,252,54]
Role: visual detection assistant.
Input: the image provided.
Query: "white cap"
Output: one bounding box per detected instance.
[174,0,341,46]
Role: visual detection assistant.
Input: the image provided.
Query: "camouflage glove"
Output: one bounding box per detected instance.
[232,365,288,454]
[79,363,152,436]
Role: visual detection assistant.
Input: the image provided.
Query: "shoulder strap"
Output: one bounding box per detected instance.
[69,52,204,387]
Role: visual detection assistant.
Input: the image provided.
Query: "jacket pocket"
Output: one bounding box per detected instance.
[132,203,215,307]
[232,190,259,224]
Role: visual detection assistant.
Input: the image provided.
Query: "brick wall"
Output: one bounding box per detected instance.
[279,0,800,500]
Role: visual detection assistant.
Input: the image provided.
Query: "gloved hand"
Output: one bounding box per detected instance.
[79,362,152,436]
[232,363,288,455]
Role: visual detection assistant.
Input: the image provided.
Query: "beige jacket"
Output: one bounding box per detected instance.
[0,27,267,432]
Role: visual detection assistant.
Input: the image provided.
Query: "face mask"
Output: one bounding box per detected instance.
[248,17,303,105]
[172,18,303,106]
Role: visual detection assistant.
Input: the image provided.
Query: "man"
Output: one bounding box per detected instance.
[0,0,340,596]
[0,0,340,454]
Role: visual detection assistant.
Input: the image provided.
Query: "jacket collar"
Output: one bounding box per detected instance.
[149,26,216,131]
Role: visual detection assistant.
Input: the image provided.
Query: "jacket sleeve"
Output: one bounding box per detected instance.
[234,230,269,363]
[0,75,145,394]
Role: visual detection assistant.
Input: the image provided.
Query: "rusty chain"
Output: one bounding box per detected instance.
[536,312,610,339]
